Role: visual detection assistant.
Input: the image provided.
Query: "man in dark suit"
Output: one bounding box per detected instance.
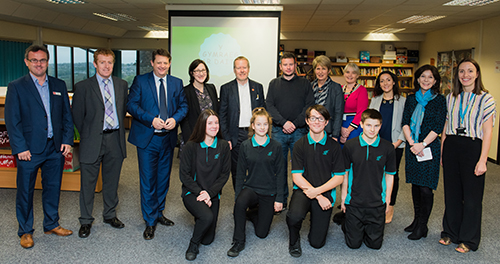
[72,49,128,238]
[219,56,265,190]
[5,45,74,249]
[127,49,188,240]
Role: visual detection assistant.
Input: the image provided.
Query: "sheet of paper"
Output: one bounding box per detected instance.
[416,147,432,162]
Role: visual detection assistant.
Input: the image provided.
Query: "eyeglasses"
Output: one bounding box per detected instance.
[28,59,48,64]
[193,69,206,74]
[309,117,325,122]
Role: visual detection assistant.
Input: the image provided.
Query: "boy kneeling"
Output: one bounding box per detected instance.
[341,109,396,250]
[286,105,345,257]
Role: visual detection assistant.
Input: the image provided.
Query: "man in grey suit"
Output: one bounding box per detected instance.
[219,56,265,190]
[72,49,128,238]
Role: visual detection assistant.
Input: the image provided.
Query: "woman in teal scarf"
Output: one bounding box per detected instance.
[401,65,446,240]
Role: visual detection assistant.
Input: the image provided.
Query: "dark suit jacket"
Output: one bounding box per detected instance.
[323,80,344,138]
[72,75,128,163]
[5,74,73,155]
[127,72,188,149]
[219,79,265,145]
[180,83,219,143]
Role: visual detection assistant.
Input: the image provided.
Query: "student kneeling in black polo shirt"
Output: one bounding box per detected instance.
[286,105,345,257]
[341,109,397,250]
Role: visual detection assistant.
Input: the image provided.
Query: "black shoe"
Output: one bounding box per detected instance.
[404,219,418,232]
[408,225,428,240]
[157,215,175,226]
[78,224,91,238]
[104,217,125,229]
[333,211,346,226]
[185,241,199,261]
[227,242,245,257]
[289,240,301,258]
[143,226,156,240]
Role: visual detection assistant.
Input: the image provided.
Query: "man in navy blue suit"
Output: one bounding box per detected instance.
[219,56,265,190]
[127,49,188,240]
[5,45,74,249]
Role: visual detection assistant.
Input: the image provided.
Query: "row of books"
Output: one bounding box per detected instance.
[381,68,413,77]
[357,79,375,88]
[359,68,379,76]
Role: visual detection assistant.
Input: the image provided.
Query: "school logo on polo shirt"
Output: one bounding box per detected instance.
[323,150,329,155]
[376,155,383,161]
[215,153,220,159]
[267,151,272,156]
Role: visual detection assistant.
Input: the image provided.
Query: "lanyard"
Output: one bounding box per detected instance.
[458,92,474,126]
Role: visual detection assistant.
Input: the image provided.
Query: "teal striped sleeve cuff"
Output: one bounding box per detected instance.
[385,171,397,175]
[291,170,304,174]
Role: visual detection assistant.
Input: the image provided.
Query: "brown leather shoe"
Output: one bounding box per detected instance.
[44,226,73,236]
[20,234,34,249]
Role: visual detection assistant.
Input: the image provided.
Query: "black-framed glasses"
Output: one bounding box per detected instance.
[28,59,48,64]
[309,117,325,122]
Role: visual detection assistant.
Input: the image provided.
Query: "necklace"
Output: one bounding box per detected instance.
[382,98,394,104]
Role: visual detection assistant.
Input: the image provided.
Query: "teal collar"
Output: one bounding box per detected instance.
[251,135,270,147]
[359,133,380,147]
[307,131,327,145]
[200,137,218,149]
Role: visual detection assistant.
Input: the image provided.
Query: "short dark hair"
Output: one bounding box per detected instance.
[281,52,296,63]
[452,58,487,96]
[413,64,441,94]
[361,109,383,123]
[152,48,171,62]
[189,109,222,143]
[93,49,115,63]
[306,104,331,122]
[374,71,401,99]
[25,45,49,60]
[188,59,210,84]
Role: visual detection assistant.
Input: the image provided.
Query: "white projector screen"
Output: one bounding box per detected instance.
[169,11,280,95]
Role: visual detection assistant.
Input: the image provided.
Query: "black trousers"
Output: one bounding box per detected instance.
[232,188,275,243]
[230,128,248,190]
[343,204,386,250]
[286,189,332,249]
[182,194,220,245]
[390,147,404,206]
[442,135,484,251]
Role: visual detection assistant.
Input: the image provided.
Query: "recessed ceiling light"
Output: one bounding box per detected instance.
[443,0,499,6]
[47,0,85,4]
[240,0,280,4]
[93,13,137,22]
[371,27,406,34]
[397,15,446,24]
[138,25,168,31]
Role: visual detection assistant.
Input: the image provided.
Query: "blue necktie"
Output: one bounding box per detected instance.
[159,79,168,121]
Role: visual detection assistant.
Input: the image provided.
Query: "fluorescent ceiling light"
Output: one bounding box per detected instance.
[47,0,85,4]
[364,33,400,41]
[397,15,446,24]
[443,0,499,6]
[145,31,169,39]
[138,25,168,31]
[93,13,137,22]
[165,4,283,11]
[240,0,280,3]
[371,27,406,33]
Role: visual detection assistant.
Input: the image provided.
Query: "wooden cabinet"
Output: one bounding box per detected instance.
[0,95,101,192]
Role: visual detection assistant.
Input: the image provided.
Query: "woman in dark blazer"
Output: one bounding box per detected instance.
[180,59,219,144]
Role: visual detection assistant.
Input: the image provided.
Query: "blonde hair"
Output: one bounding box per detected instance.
[344,62,360,75]
[248,107,272,138]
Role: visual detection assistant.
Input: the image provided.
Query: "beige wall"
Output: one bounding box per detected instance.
[420,17,500,161]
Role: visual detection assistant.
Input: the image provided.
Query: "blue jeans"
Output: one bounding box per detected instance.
[272,126,308,203]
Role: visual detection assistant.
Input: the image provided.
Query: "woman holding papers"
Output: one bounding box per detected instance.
[439,59,496,253]
[401,65,446,240]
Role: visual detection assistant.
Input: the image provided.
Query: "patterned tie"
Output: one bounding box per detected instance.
[103,79,115,129]
[159,79,168,121]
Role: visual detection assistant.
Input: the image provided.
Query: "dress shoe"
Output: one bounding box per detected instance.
[104,217,125,229]
[227,241,245,257]
[143,226,156,240]
[20,234,34,249]
[185,241,199,261]
[289,239,302,258]
[44,226,73,236]
[79,224,92,238]
[157,215,175,226]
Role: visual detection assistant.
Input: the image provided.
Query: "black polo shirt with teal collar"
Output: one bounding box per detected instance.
[343,134,396,208]
[291,131,345,204]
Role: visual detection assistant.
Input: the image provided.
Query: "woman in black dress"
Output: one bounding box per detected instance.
[401,65,446,240]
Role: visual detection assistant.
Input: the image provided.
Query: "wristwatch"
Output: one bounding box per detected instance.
[422,141,428,147]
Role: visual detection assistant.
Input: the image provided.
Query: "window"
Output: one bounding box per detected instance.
[73,47,87,85]
[121,50,137,87]
[56,46,72,91]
